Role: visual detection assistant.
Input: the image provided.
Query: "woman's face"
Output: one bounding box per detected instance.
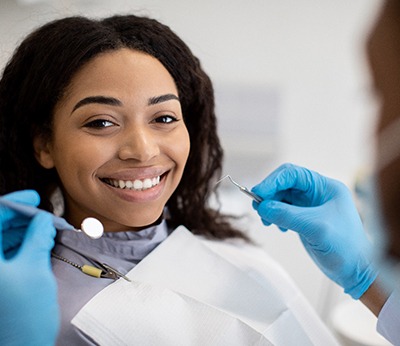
[35,48,190,232]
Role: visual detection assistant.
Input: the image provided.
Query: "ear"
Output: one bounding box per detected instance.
[33,134,55,169]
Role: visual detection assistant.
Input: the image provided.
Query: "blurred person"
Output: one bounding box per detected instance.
[252,1,400,344]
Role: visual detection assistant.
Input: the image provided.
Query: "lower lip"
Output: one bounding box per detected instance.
[101,175,167,202]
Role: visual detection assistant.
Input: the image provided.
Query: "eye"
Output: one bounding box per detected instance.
[84,119,116,128]
[153,115,179,124]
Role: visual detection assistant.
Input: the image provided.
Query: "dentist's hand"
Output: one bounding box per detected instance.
[1,190,41,257]
[0,190,59,345]
[252,163,377,299]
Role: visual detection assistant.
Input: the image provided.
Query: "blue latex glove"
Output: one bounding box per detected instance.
[0,190,59,346]
[252,163,377,299]
[1,190,41,257]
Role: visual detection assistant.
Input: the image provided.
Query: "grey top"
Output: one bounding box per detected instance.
[52,220,170,345]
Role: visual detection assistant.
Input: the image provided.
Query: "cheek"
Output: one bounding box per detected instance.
[51,139,114,180]
[173,129,190,169]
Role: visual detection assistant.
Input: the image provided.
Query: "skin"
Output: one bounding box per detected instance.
[34,48,190,232]
[359,0,400,316]
[360,278,390,317]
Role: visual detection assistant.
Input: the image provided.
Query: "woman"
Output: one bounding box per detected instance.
[0,15,337,345]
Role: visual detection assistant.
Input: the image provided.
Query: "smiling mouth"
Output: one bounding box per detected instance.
[101,174,164,191]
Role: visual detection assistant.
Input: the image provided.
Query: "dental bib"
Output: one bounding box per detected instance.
[71,227,339,345]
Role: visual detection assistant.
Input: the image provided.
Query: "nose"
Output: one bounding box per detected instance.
[118,126,160,162]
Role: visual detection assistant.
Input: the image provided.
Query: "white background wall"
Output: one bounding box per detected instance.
[0,0,386,343]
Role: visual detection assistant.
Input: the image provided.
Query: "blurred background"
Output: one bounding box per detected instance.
[0,0,388,344]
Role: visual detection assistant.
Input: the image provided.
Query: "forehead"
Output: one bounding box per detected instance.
[58,48,178,108]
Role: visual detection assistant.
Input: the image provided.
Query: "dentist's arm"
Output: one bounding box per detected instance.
[251,163,378,300]
[0,190,59,346]
[359,279,389,316]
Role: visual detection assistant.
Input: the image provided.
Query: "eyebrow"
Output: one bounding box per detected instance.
[148,94,180,106]
[72,96,122,113]
[71,93,180,114]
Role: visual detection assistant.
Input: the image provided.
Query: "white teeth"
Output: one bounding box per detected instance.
[143,179,152,189]
[133,180,143,189]
[106,175,162,191]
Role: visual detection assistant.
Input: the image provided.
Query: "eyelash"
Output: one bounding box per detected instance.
[83,115,179,130]
[153,115,179,124]
[84,119,115,128]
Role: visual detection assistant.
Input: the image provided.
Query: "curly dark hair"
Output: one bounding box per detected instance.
[0,14,247,240]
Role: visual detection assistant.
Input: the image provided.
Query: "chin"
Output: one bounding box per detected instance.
[125,209,165,229]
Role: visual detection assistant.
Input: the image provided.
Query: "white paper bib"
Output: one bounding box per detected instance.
[71,226,338,345]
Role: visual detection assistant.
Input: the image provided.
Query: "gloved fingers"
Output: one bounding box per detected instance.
[253,201,271,226]
[18,213,56,263]
[1,227,26,257]
[0,190,41,230]
[3,190,40,206]
[254,199,319,237]
[0,209,25,232]
[253,201,288,230]
[262,219,271,227]
[251,163,325,204]
[261,218,288,232]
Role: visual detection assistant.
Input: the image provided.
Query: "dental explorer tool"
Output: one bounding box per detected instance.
[0,196,104,239]
[215,175,263,203]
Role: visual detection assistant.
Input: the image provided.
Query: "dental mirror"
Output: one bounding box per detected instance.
[80,217,104,239]
[0,196,104,239]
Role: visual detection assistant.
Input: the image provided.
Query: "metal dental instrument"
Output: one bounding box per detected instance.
[0,196,104,239]
[216,175,263,203]
[51,252,131,281]
[99,263,132,282]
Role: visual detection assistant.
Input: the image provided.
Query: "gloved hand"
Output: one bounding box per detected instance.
[251,163,377,299]
[0,190,59,346]
[1,190,41,257]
